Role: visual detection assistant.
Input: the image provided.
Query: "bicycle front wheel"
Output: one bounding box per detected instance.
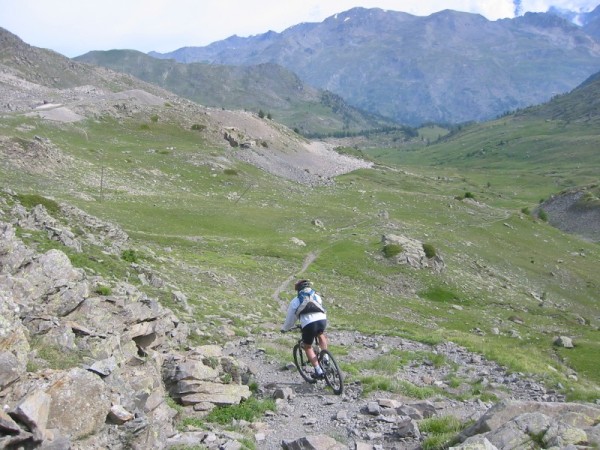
[319,349,343,395]
[293,343,316,384]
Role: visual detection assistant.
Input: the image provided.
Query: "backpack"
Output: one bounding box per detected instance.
[295,289,326,317]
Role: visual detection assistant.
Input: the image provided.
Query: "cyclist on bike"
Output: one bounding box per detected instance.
[281,279,329,379]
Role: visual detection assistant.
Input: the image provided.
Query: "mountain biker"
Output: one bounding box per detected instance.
[281,279,329,379]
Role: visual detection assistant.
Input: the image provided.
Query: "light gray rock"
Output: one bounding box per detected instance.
[11,389,51,441]
[0,351,22,390]
[179,381,251,406]
[553,336,574,348]
[108,404,134,425]
[542,421,588,448]
[0,409,21,434]
[450,436,498,449]
[46,368,111,440]
[282,434,347,449]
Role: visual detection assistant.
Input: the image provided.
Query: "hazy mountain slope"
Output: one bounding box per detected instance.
[582,5,600,40]
[526,69,600,123]
[151,8,600,125]
[74,49,397,136]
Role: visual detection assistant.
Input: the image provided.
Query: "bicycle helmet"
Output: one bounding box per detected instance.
[294,279,312,291]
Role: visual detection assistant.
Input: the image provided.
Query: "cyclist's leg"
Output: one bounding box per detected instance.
[317,328,328,351]
[301,321,322,368]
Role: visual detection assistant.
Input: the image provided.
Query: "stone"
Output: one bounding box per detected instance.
[367,401,381,415]
[553,336,574,348]
[46,368,111,440]
[0,409,21,434]
[450,436,499,449]
[11,389,51,441]
[88,356,118,377]
[179,381,251,406]
[282,434,346,449]
[542,421,588,448]
[273,387,294,400]
[108,404,134,424]
[0,351,21,389]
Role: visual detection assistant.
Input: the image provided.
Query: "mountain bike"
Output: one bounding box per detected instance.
[292,331,343,395]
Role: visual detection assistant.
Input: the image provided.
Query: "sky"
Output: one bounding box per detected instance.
[1,0,598,58]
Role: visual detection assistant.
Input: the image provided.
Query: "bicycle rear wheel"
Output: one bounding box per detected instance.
[293,343,316,384]
[319,349,343,395]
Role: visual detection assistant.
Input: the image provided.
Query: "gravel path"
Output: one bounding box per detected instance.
[225,330,560,449]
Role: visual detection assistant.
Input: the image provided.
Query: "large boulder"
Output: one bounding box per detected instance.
[46,368,111,440]
[382,234,445,272]
[0,293,29,385]
[457,400,600,449]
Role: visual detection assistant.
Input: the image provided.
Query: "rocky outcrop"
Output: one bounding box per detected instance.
[382,234,445,272]
[0,200,255,449]
[453,400,600,450]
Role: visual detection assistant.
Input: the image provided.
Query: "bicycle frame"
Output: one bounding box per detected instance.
[292,332,343,395]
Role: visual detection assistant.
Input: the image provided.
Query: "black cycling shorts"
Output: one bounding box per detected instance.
[301,319,327,345]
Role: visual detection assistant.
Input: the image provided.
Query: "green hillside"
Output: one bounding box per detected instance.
[1,28,599,403]
[75,49,396,136]
[1,102,598,401]
[362,73,600,211]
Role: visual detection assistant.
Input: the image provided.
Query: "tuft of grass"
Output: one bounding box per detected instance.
[17,193,61,216]
[121,249,139,263]
[422,243,437,258]
[358,375,440,398]
[420,415,469,450]
[383,243,403,258]
[420,286,461,304]
[29,339,87,370]
[203,397,276,425]
[94,285,112,296]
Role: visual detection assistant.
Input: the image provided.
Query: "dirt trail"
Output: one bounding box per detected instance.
[272,251,320,307]
[225,330,558,449]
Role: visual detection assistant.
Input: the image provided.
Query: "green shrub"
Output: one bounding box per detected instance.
[521,207,530,215]
[204,397,275,424]
[538,209,548,222]
[17,194,60,216]
[140,124,150,130]
[121,249,138,263]
[203,356,219,369]
[191,123,206,131]
[150,114,159,123]
[383,243,403,258]
[422,243,437,258]
[224,169,238,176]
[420,415,465,450]
[421,286,460,303]
[95,285,112,296]
[258,110,265,119]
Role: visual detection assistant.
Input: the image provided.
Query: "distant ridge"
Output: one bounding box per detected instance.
[75,49,398,136]
[150,7,600,125]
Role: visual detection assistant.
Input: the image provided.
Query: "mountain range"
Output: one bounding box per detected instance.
[147,6,600,126]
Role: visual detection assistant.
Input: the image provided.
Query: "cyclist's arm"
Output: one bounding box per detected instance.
[281,298,299,331]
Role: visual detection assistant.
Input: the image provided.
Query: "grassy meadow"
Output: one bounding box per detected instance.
[1,106,598,402]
